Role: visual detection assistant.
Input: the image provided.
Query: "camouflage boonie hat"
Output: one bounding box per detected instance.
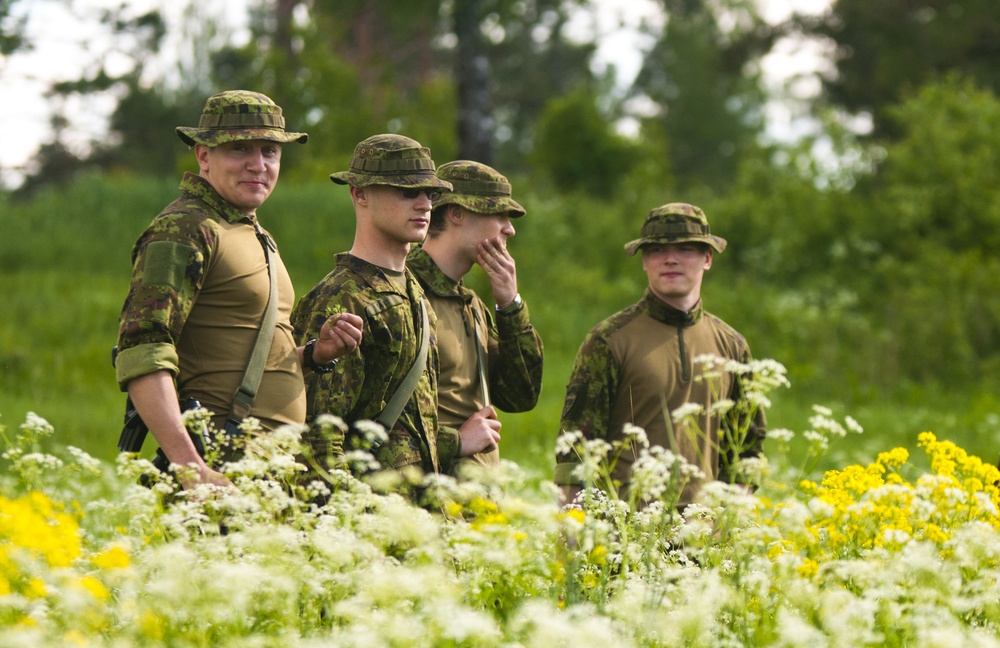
[431,160,525,217]
[330,134,453,190]
[176,90,308,147]
[624,202,727,255]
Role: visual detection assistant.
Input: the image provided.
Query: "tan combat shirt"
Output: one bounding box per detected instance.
[555,290,765,506]
[407,247,544,468]
[116,173,305,432]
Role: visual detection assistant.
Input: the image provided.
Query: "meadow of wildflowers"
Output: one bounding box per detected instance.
[3,359,1000,646]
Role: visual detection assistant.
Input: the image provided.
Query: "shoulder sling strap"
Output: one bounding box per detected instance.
[376,298,430,431]
[229,229,279,426]
[471,309,491,409]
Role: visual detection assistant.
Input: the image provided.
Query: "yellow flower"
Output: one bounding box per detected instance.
[26,577,47,598]
[876,447,908,470]
[0,491,81,568]
[473,512,509,528]
[922,523,949,544]
[796,558,819,578]
[76,575,110,601]
[468,497,498,516]
[92,544,131,570]
[139,611,165,641]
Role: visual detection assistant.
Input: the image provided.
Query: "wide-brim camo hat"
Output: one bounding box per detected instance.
[330,134,454,190]
[431,160,525,217]
[176,90,308,147]
[624,202,727,255]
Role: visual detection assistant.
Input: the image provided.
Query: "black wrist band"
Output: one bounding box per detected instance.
[304,338,338,374]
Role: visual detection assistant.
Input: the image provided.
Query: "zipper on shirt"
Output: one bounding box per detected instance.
[678,325,690,382]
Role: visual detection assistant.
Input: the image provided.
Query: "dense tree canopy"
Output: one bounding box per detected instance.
[813,0,1000,137]
[5,0,1000,200]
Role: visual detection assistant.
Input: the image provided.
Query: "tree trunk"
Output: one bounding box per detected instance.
[453,0,493,164]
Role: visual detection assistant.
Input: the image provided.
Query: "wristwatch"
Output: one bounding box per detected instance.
[496,293,523,314]
[304,338,338,374]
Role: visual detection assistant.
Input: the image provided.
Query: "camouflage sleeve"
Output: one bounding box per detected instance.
[487,297,544,413]
[291,279,365,472]
[291,279,366,425]
[435,424,462,473]
[115,215,215,390]
[553,330,619,486]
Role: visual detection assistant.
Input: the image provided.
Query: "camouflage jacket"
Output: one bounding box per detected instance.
[407,246,544,467]
[291,253,460,476]
[554,290,765,504]
[115,172,305,431]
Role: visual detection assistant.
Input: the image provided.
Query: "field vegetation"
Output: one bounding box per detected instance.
[4,77,1000,478]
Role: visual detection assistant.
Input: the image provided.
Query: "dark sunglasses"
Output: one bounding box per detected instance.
[398,187,442,201]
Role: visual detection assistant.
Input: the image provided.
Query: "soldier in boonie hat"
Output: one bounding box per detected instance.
[115,89,363,494]
[431,160,525,217]
[176,90,308,148]
[291,137,506,480]
[330,133,454,191]
[624,202,727,256]
[554,199,764,509]
[407,160,542,473]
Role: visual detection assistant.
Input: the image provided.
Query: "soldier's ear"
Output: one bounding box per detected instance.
[447,204,465,225]
[194,144,211,172]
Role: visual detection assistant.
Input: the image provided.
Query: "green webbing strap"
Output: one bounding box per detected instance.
[376,299,430,431]
[199,112,285,129]
[349,156,435,173]
[230,230,279,425]
[447,178,512,196]
[471,309,491,409]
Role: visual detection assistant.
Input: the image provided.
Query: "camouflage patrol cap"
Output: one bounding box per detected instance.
[624,202,727,255]
[431,160,525,218]
[176,90,308,147]
[330,134,453,190]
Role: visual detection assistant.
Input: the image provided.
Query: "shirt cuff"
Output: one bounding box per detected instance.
[436,424,462,472]
[496,298,531,333]
[115,342,179,391]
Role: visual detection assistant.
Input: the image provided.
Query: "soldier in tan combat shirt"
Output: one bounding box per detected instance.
[407,161,543,475]
[115,91,362,490]
[555,203,766,509]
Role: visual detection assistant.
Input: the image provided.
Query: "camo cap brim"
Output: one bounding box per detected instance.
[176,90,308,147]
[330,133,453,190]
[431,160,525,217]
[624,202,727,255]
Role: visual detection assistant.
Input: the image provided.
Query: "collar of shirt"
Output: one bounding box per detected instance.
[179,172,255,225]
[643,289,703,327]
[407,246,474,304]
[336,251,419,298]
